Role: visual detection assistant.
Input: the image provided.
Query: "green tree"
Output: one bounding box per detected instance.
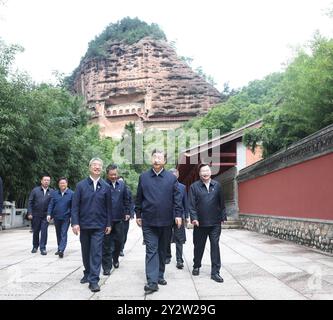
[183,72,284,138]
[84,17,167,60]
[245,35,333,156]
[0,39,119,203]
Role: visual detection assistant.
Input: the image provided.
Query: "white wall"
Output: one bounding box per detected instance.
[236,141,247,171]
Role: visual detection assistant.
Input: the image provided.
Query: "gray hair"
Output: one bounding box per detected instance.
[89,157,104,167]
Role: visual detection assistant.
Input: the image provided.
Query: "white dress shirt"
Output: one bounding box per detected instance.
[204,179,211,193]
[90,176,100,191]
[152,168,164,176]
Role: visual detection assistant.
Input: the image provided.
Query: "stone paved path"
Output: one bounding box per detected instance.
[0,222,332,300]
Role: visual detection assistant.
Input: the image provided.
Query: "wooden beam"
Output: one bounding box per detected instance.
[211,163,237,166]
[211,152,236,157]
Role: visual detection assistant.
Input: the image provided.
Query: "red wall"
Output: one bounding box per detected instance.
[238,152,333,220]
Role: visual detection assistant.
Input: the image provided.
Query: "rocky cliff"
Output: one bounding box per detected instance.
[73,37,221,138]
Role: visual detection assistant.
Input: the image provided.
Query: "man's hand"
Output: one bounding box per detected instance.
[175,217,182,228]
[125,215,130,221]
[47,216,51,223]
[72,225,80,235]
[27,214,33,220]
[105,227,112,235]
[136,218,142,227]
[192,220,199,227]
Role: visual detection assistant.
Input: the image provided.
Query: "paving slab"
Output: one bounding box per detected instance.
[0,223,332,300]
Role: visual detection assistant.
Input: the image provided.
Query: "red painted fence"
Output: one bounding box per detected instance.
[238,152,333,220]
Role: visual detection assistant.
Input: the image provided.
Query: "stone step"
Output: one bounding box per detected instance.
[222,220,243,229]
[222,224,243,229]
[186,221,243,229]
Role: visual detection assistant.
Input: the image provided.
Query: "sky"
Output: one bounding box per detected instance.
[0,0,332,91]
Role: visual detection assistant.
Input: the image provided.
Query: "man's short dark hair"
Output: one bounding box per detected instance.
[57,177,68,184]
[106,164,118,174]
[198,163,210,172]
[151,148,167,160]
[40,173,51,180]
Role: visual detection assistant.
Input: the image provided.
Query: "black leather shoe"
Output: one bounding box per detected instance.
[40,250,47,255]
[103,270,111,276]
[158,279,167,285]
[192,268,200,276]
[31,248,38,253]
[211,274,224,283]
[55,251,59,255]
[165,258,171,264]
[80,277,89,284]
[144,283,158,294]
[176,262,184,269]
[113,261,119,269]
[58,251,64,258]
[119,251,124,257]
[89,283,100,292]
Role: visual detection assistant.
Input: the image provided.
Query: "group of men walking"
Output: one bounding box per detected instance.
[3,148,227,294]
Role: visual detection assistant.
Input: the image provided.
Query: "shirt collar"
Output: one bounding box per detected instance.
[151,168,165,177]
[89,176,100,184]
[107,179,119,186]
[200,179,215,187]
[59,188,68,195]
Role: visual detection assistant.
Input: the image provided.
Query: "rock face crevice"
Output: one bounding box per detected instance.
[73,37,221,138]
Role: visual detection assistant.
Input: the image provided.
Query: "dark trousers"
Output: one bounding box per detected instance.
[32,215,49,250]
[54,218,70,252]
[121,219,130,251]
[102,221,124,272]
[166,242,184,263]
[193,225,222,275]
[166,223,186,263]
[142,225,171,285]
[80,229,104,285]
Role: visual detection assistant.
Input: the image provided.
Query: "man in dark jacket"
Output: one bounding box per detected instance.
[135,149,183,294]
[165,168,189,269]
[27,174,53,255]
[0,177,3,213]
[102,165,130,275]
[47,177,74,258]
[189,163,227,283]
[118,176,134,257]
[71,158,113,292]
